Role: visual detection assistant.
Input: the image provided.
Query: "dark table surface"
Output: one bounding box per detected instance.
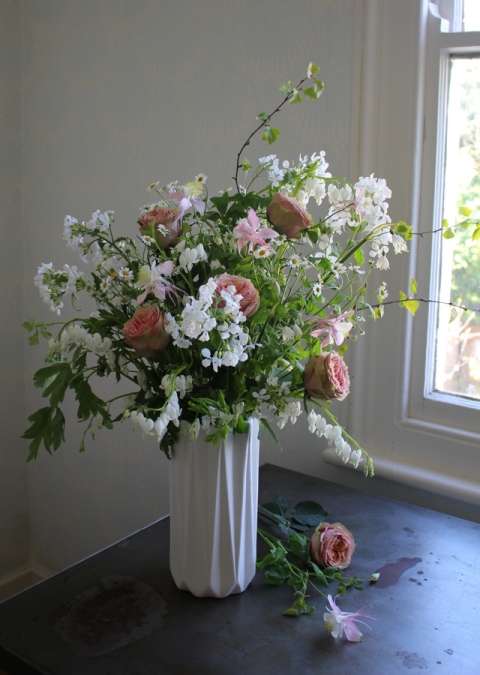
[1,463,479,675]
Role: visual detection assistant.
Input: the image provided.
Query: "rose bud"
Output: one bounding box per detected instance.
[303,352,350,401]
[122,305,169,356]
[214,273,260,318]
[266,192,312,238]
[310,522,356,570]
[138,206,183,249]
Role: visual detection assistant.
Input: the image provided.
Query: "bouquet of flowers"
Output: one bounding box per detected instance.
[23,63,408,470]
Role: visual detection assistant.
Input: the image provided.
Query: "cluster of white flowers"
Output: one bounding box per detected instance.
[166,279,251,369]
[186,402,246,441]
[34,263,84,315]
[258,152,331,197]
[160,374,193,399]
[63,212,113,263]
[326,175,405,270]
[48,322,114,365]
[307,410,362,468]
[176,242,208,272]
[277,401,303,429]
[130,392,181,442]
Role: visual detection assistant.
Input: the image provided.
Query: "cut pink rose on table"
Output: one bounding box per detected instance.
[214,274,260,318]
[267,192,312,238]
[310,522,355,569]
[123,305,169,356]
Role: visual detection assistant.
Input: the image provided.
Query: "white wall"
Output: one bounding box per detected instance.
[19,0,362,577]
[0,0,31,585]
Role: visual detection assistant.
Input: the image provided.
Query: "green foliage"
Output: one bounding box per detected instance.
[262,126,280,145]
[289,89,302,105]
[257,494,372,618]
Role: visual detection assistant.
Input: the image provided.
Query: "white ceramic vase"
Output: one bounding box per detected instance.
[169,418,260,598]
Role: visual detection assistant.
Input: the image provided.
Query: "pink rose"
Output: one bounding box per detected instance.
[267,192,312,238]
[214,274,260,318]
[138,207,182,249]
[310,522,355,570]
[122,305,169,356]
[303,352,350,401]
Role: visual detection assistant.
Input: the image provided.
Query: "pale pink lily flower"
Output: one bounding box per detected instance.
[136,260,182,304]
[233,208,279,255]
[168,191,205,215]
[310,310,354,348]
[324,595,374,642]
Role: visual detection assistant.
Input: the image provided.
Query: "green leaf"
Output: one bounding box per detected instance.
[259,417,282,448]
[443,228,455,239]
[354,248,364,265]
[442,218,449,229]
[289,89,302,104]
[261,495,288,518]
[257,112,269,122]
[337,343,348,356]
[409,277,418,295]
[472,227,480,241]
[459,206,472,217]
[307,228,319,244]
[23,319,36,331]
[33,363,70,389]
[399,291,407,303]
[264,565,290,585]
[303,86,318,100]
[43,363,73,409]
[262,127,280,145]
[307,62,320,77]
[392,221,413,240]
[279,81,291,94]
[304,79,324,100]
[283,608,300,617]
[287,534,310,562]
[291,500,328,528]
[22,406,65,460]
[404,299,420,316]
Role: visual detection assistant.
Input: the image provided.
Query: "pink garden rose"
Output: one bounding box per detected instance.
[122,305,169,356]
[310,522,356,570]
[215,274,260,318]
[138,206,183,249]
[266,192,312,238]
[303,352,350,401]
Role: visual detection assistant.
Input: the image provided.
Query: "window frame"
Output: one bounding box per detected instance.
[407,8,480,436]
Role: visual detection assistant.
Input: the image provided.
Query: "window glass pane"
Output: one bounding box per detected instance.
[435,56,480,399]
[464,0,480,31]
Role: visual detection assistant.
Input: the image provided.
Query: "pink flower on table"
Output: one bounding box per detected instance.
[310,310,354,348]
[214,274,260,318]
[310,522,355,569]
[303,352,350,401]
[324,595,374,642]
[233,208,279,255]
[136,260,182,305]
[267,192,312,238]
[122,305,169,356]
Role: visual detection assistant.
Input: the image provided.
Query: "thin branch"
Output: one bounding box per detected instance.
[233,76,310,191]
[371,298,480,313]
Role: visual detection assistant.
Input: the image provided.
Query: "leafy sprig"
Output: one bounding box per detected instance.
[257,496,376,617]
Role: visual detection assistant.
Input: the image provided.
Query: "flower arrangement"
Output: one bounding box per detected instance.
[23,62,408,471]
